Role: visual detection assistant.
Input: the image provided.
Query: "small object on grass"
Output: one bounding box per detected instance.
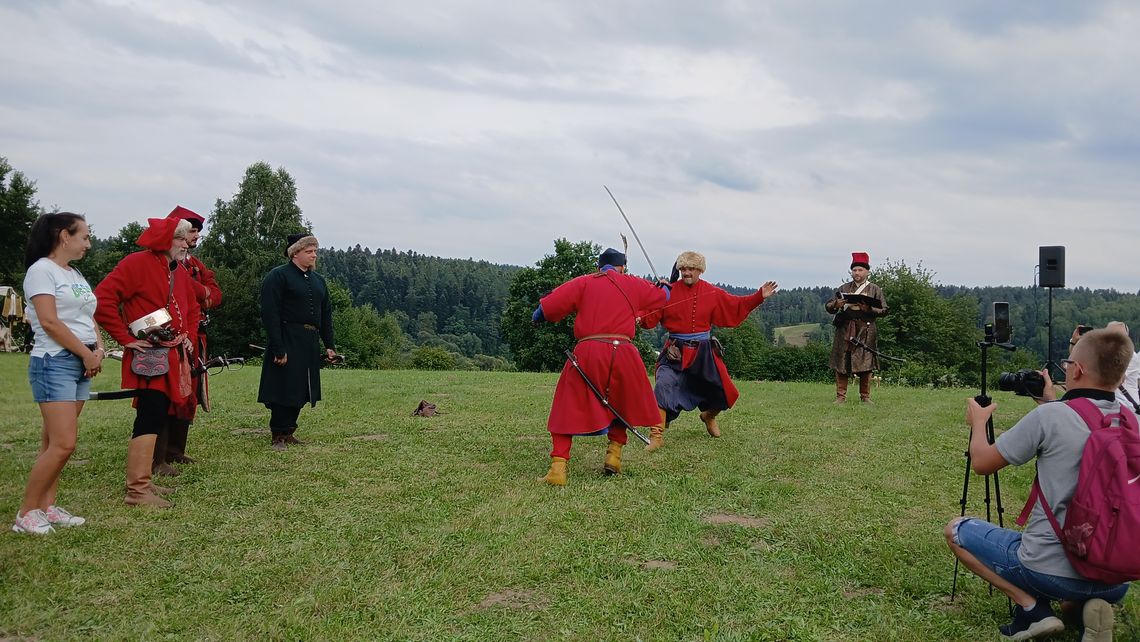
[413,400,438,417]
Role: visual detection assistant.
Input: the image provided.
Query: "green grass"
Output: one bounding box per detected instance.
[774,324,818,348]
[1,353,1137,641]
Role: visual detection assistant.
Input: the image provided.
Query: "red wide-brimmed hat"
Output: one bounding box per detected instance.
[166,205,205,230]
[850,252,870,269]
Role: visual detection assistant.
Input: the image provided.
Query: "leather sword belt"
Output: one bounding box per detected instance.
[576,334,632,344]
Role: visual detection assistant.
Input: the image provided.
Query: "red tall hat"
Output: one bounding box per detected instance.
[137,217,179,251]
[850,252,871,269]
[167,205,205,230]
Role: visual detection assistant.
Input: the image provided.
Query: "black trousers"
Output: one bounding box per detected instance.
[133,390,169,438]
[268,404,302,435]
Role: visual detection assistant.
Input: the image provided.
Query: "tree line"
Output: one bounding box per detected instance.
[3,155,1138,383]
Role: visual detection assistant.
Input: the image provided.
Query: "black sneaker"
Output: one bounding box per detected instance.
[999,602,1064,640]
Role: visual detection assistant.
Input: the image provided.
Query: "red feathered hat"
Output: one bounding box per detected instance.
[850,252,870,270]
[136,217,179,251]
[166,205,205,230]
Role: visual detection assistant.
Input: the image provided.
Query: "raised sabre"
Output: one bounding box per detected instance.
[604,185,661,282]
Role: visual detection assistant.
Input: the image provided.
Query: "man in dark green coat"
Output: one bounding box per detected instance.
[258,233,338,450]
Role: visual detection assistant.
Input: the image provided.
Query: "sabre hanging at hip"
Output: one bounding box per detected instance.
[562,348,650,446]
[604,185,661,282]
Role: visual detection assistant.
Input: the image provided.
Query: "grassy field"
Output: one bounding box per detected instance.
[1,353,1137,641]
[774,324,818,348]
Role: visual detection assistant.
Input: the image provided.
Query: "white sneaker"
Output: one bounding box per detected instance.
[45,505,86,527]
[11,509,55,535]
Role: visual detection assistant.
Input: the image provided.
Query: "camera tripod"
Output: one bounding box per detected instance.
[950,328,1015,602]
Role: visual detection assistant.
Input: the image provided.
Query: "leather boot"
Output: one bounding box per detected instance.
[835,373,848,404]
[700,410,721,438]
[152,424,180,477]
[125,435,173,508]
[859,373,873,403]
[646,409,668,452]
[538,457,568,486]
[604,440,623,475]
[166,418,195,464]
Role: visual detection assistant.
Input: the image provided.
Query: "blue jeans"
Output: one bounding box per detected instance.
[28,350,91,403]
[954,518,1129,603]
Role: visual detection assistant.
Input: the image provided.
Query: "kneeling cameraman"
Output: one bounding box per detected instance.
[946,328,1134,641]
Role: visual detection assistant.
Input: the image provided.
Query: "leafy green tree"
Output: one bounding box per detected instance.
[873,259,980,385]
[718,317,768,380]
[198,162,310,356]
[75,221,145,286]
[333,305,407,369]
[0,157,43,286]
[411,345,457,370]
[501,239,601,371]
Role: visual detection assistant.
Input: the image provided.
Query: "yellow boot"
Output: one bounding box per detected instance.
[700,410,721,438]
[646,409,668,452]
[604,440,623,475]
[538,457,568,486]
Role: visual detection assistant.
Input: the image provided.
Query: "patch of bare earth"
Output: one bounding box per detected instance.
[348,434,388,441]
[751,540,773,553]
[930,595,964,613]
[474,589,549,611]
[622,557,679,570]
[842,586,885,599]
[704,513,772,529]
[702,534,721,547]
[68,459,91,466]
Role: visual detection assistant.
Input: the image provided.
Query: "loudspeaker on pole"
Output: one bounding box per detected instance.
[1039,246,1065,288]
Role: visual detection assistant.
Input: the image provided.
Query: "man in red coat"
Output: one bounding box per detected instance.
[94,217,201,507]
[638,251,778,450]
[533,248,666,485]
[151,206,223,474]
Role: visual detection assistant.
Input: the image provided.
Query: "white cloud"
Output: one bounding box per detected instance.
[1,0,1137,293]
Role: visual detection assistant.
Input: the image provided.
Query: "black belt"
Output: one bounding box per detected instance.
[287,322,319,331]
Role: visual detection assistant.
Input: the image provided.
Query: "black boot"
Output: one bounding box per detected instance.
[152,422,180,477]
[167,418,196,464]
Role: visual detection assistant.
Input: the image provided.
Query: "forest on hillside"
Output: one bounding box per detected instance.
[4,157,1138,382]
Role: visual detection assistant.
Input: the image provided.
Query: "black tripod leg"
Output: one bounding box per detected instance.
[951,436,973,601]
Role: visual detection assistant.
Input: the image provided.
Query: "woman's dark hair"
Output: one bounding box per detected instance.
[24,212,87,268]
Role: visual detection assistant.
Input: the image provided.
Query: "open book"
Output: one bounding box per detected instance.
[839,292,881,307]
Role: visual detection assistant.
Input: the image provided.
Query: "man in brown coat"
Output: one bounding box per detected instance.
[825,252,887,403]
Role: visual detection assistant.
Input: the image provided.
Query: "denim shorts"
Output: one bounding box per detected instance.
[28,350,91,403]
[953,518,1129,603]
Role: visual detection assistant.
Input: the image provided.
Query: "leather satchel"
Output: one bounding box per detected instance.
[131,347,170,378]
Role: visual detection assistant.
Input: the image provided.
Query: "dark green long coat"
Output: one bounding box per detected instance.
[257,262,335,408]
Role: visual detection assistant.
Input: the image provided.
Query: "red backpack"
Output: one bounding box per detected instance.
[1016,398,1140,584]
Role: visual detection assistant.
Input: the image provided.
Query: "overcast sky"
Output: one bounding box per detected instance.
[2,0,1138,291]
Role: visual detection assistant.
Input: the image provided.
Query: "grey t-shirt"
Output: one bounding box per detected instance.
[996,396,1121,578]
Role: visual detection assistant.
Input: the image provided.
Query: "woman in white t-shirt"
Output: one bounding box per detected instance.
[13,212,104,535]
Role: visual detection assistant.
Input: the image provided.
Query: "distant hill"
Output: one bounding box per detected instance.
[317,247,1140,365]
